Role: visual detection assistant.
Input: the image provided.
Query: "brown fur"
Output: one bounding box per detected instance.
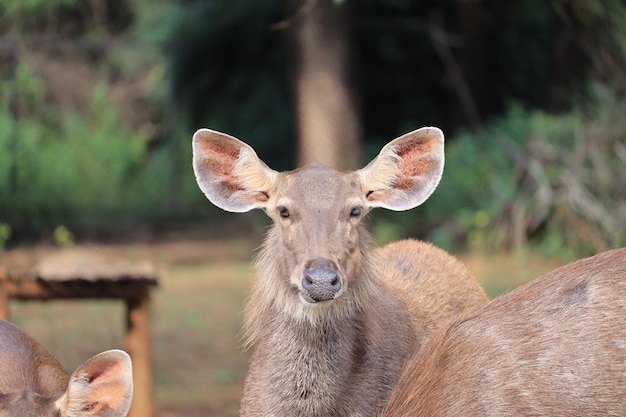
[192,127,488,417]
[382,247,626,417]
[241,237,487,417]
[0,319,133,417]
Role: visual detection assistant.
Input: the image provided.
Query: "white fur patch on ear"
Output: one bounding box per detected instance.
[234,147,277,200]
[56,372,91,417]
[359,146,404,194]
[358,127,445,211]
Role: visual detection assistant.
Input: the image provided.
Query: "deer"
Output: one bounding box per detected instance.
[192,126,488,416]
[0,318,134,417]
[382,247,626,417]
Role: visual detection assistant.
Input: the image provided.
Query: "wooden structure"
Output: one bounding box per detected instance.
[0,248,158,417]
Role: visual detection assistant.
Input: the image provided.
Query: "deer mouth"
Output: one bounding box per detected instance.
[299,292,321,304]
[291,284,325,304]
[298,290,339,305]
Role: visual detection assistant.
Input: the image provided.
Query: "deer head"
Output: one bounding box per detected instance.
[192,127,444,315]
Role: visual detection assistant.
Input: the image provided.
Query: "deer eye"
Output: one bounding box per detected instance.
[277,206,290,218]
[350,206,362,218]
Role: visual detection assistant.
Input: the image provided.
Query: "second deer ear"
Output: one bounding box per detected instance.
[192,129,278,213]
[56,349,133,417]
[358,127,444,211]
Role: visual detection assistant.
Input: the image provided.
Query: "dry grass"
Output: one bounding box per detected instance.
[460,249,565,298]
[3,238,564,416]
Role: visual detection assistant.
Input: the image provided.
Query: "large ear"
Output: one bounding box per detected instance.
[358,127,444,211]
[56,349,133,417]
[192,129,277,212]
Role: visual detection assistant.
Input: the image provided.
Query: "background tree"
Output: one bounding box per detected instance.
[288,0,361,169]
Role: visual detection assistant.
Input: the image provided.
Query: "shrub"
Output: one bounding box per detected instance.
[425,89,626,258]
[0,63,174,236]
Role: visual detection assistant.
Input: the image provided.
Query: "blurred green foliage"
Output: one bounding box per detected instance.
[0,223,10,254]
[0,0,81,24]
[0,63,176,235]
[165,0,296,170]
[424,89,626,258]
[52,225,75,248]
[0,0,625,258]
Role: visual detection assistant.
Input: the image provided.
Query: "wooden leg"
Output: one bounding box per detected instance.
[125,292,154,417]
[0,284,9,320]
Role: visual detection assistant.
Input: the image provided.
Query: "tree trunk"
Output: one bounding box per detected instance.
[291,0,361,170]
[453,0,494,126]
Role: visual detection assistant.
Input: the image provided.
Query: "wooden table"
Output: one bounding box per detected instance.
[0,248,158,417]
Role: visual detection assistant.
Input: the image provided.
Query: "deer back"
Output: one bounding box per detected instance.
[376,239,488,343]
[382,247,626,417]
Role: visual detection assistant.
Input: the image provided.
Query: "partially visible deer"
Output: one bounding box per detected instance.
[382,247,626,417]
[0,319,133,417]
[192,127,488,416]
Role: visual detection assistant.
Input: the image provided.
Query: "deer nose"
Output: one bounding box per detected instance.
[302,258,341,302]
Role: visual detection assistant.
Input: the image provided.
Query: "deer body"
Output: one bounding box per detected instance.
[382,247,626,417]
[192,127,487,416]
[0,319,133,417]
